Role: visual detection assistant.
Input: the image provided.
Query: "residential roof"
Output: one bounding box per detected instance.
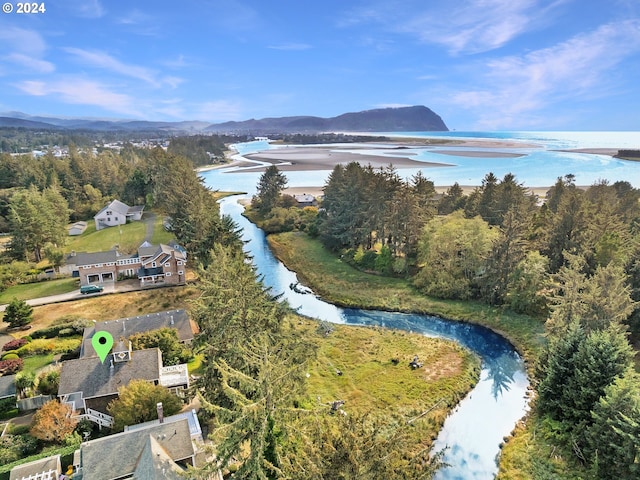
[78,418,194,480]
[0,374,16,399]
[58,348,161,399]
[9,454,61,480]
[132,435,184,479]
[127,205,145,214]
[293,194,316,203]
[71,250,119,267]
[95,199,131,218]
[125,409,203,442]
[80,310,193,358]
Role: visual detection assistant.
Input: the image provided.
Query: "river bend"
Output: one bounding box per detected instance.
[219,196,529,480]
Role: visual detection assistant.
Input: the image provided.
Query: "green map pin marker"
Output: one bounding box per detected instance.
[92,331,114,364]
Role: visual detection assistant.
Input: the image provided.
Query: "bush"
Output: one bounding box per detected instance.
[36,369,60,396]
[1,353,19,360]
[0,397,16,415]
[2,338,28,351]
[15,338,81,357]
[0,358,23,375]
[30,320,90,339]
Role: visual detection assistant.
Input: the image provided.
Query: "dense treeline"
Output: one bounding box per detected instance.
[166,134,249,166]
[308,163,640,477]
[0,145,238,267]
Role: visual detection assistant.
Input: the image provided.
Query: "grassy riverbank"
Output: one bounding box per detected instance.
[300,317,480,449]
[267,231,596,479]
[268,231,545,363]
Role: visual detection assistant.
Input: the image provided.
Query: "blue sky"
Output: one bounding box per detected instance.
[0,0,639,130]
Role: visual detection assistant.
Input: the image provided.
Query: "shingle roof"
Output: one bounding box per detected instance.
[132,435,184,479]
[0,374,16,399]
[10,454,61,480]
[79,418,194,480]
[58,348,161,399]
[80,310,193,358]
[71,250,119,266]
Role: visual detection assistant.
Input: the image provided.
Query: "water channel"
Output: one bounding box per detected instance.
[218,196,530,480]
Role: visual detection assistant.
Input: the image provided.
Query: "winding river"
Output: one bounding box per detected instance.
[218,196,530,480]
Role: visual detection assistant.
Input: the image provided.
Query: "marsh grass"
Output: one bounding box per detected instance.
[268,232,546,363]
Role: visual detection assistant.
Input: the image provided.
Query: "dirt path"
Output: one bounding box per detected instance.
[143,212,156,242]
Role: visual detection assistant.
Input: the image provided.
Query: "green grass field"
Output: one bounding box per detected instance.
[65,220,146,254]
[268,232,546,363]
[0,277,78,304]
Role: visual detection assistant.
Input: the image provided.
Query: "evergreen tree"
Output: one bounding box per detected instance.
[586,371,640,479]
[253,165,288,215]
[3,297,33,328]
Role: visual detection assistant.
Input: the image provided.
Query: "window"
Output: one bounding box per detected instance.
[115,216,118,221]
[166,272,172,276]
[151,262,157,268]
[177,261,183,266]
[106,210,112,215]
[178,271,184,275]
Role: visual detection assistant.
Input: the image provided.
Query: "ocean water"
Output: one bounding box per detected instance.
[201,131,640,194]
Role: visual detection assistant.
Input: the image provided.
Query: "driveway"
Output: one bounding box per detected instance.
[0,279,143,312]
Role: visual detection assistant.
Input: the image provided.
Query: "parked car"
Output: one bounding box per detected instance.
[80,285,104,294]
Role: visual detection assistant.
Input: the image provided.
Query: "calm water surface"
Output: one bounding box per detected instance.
[218,196,530,479]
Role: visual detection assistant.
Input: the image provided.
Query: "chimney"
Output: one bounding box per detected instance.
[157,402,164,424]
[109,359,114,375]
[170,315,174,325]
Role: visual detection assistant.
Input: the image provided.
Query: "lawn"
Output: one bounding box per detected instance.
[268,232,546,363]
[0,277,78,304]
[150,214,175,245]
[21,354,55,375]
[64,220,146,254]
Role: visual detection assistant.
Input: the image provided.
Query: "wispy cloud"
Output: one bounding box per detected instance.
[116,9,161,36]
[64,48,181,88]
[0,27,54,74]
[447,20,640,128]
[267,43,312,51]
[342,0,568,55]
[15,78,140,116]
[5,54,54,74]
[375,103,412,109]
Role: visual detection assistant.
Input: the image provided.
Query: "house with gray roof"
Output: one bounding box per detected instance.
[94,199,144,231]
[59,342,189,428]
[0,374,16,400]
[9,454,62,480]
[73,418,198,480]
[79,309,195,358]
[67,241,186,286]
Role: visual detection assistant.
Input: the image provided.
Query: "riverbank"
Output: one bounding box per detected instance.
[266,232,544,365]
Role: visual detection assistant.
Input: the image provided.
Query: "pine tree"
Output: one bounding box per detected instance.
[253,165,288,215]
[3,297,33,328]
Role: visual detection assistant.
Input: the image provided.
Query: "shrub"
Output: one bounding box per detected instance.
[30,319,92,339]
[15,338,81,357]
[0,397,17,415]
[2,298,33,329]
[0,358,24,375]
[36,369,60,396]
[30,401,77,443]
[1,353,19,360]
[2,338,28,351]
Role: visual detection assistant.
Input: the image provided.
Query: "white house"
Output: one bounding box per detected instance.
[94,200,144,231]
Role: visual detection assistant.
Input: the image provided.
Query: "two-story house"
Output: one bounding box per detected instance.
[94,199,144,231]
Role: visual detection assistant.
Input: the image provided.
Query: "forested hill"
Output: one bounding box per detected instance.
[205,105,448,133]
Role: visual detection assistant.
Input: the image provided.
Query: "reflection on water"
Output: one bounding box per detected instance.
[218,195,529,479]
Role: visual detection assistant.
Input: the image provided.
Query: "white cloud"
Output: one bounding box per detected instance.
[15,78,140,116]
[447,20,640,128]
[375,103,413,109]
[66,0,104,18]
[0,27,47,56]
[0,27,54,74]
[267,43,312,51]
[342,0,568,54]
[5,54,55,74]
[64,48,181,88]
[196,100,244,122]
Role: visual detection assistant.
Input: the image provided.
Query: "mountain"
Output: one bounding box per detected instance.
[0,105,447,133]
[206,106,448,133]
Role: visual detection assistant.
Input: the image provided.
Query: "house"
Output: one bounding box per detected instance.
[72,418,198,479]
[68,221,88,236]
[58,343,189,428]
[79,309,195,358]
[0,374,16,400]
[125,408,203,443]
[9,454,62,480]
[94,199,144,231]
[293,193,318,207]
[67,242,186,287]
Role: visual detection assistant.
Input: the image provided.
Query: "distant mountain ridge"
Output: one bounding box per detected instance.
[0,106,448,133]
[206,106,448,133]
